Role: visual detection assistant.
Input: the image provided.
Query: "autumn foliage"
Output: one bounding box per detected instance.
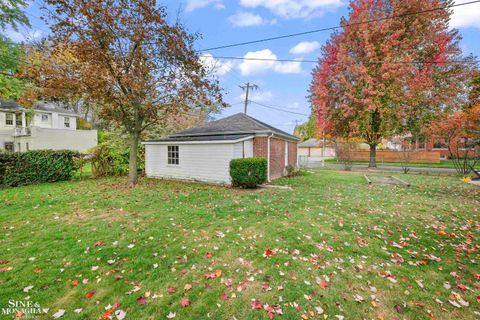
[428,106,480,174]
[310,0,474,167]
[21,0,225,184]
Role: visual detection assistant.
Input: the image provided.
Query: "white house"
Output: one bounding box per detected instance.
[143,113,300,185]
[0,100,97,153]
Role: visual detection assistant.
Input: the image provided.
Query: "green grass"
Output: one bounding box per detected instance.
[325,158,479,169]
[0,171,479,319]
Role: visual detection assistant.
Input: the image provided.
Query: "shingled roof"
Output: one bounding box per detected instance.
[0,100,78,116]
[165,113,299,141]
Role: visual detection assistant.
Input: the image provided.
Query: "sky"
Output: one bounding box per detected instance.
[6,0,480,134]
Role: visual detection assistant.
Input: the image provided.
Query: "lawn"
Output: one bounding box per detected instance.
[324,158,480,169]
[0,171,479,319]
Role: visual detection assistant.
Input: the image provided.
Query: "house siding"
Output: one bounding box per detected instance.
[145,143,243,184]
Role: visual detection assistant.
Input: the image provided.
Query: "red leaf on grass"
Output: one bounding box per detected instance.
[251,299,262,310]
[136,296,146,305]
[167,287,177,294]
[94,241,105,247]
[319,279,327,289]
[264,249,274,256]
[180,298,190,308]
[72,280,78,286]
[34,268,41,273]
[102,309,112,319]
[205,252,212,258]
[85,290,95,299]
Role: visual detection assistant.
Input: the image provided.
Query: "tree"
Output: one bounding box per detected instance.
[294,115,317,140]
[0,0,30,100]
[23,0,225,185]
[0,35,27,99]
[310,0,474,167]
[428,106,480,175]
[467,70,480,109]
[0,0,29,30]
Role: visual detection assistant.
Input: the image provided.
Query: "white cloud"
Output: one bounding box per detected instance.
[200,54,234,76]
[6,29,43,42]
[289,41,320,55]
[228,11,268,27]
[185,0,224,12]
[451,1,480,29]
[238,49,302,76]
[239,0,343,19]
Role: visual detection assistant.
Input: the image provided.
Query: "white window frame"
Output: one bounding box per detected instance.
[41,114,49,122]
[64,116,70,128]
[167,145,179,165]
[5,113,13,126]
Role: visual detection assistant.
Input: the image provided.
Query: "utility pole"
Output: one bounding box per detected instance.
[240,82,258,114]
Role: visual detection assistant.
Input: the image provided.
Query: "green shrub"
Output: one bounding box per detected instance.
[0,150,79,187]
[90,142,144,177]
[230,157,267,188]
[286,164,304,177]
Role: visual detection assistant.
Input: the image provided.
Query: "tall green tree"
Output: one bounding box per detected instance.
[0,0,29,30]
[0,0,30,100]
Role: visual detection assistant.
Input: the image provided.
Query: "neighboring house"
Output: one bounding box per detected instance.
[143,113,299,185]
[0,100,97,153]
[298,138,335,157]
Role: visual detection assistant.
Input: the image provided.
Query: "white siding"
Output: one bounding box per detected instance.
[27,127,97,152]
[232,139,253,158]
[145,142,248,184]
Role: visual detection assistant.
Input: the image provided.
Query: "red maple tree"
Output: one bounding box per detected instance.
[310,0,474,167]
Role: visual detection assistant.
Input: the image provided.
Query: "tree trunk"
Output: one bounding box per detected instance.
[368,144,377,168]
[128,133,139,186]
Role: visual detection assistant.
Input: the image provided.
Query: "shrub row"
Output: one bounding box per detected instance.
[230,157,267,188]
[0,150,79,187]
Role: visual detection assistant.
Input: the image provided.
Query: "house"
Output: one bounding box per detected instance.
[143,113,300,185]
[298,138,335,157]
[0,100,97,153]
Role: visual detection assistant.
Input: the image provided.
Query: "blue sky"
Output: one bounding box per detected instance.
[7,0,480,134]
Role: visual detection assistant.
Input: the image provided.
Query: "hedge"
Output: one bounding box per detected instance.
[230,157,267,188]
[0,150,79,187]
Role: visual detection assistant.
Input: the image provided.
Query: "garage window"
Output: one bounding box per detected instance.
[168,145,179,165]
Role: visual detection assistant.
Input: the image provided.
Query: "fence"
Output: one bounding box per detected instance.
[338,150,441,163]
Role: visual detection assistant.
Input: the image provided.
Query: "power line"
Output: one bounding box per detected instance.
[249,100,310,116]
[211,56,479,65]
[199,0,480,52]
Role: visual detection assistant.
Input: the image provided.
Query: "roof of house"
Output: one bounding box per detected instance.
[157,113,299,142]
[298,138,333,148]
[0,100,78,116]
[151,134,253,142]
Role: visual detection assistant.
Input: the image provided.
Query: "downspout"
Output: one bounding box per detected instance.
[267,133,273,182]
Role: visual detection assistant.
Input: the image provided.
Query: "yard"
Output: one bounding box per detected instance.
[0,171,479,319]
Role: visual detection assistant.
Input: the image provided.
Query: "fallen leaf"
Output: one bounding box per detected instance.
[52,309,65,319]
[181,298,190,308]
[184,284,192,291]
[166,311,176,319]
[167,287,177,294]
[115,310,127,320]
[85,290,95,299]
[137,296,146,305]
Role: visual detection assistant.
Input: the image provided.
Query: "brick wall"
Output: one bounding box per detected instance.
[288,141,297,166]
[269,138,285,180]
[253,136,298,180]
[253,137,268,158]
